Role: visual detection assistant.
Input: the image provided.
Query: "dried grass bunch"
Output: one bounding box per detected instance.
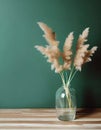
[35,22,97,87]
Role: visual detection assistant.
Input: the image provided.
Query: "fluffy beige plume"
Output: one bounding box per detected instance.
[74,28,98,71]
[83,46,98,63]
[74,44,89,71]
[62,32,74,70]
[51,59,63,73]
[35,45,47,56]
[37,22,59,46]
[77,28,89,49]
[74,28,90,71]
[35,45,60,60]
[35,45,63,73]
[35,22,63,73]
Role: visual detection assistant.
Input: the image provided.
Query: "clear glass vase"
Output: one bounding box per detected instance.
[56,86,76,121]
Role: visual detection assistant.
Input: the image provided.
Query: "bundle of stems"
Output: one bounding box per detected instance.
[59,65,77,108]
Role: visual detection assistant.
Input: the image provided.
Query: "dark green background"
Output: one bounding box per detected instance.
[0,0,100,108]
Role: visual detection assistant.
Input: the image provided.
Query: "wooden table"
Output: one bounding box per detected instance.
[0,108,100,129]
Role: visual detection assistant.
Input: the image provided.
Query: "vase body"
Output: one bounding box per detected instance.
[56,86,76,121]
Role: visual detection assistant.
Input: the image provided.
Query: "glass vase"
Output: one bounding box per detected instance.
[56,86,76,121]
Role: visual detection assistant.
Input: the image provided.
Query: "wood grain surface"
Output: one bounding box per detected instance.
[0,108,100,129]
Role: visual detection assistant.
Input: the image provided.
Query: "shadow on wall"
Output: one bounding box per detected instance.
[84,87,97,107]
[88,47,101,77]
[83,47,101,107]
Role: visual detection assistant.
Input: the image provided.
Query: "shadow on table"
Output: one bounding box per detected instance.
[76,88,100,119]
[76,108,97,119]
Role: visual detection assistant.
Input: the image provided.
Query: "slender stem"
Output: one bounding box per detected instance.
[59,72,66,87]
[69,70,78,83]
[65,72,68,84]
[59,67,77,109]
[68,67,74,81]
[67,65,74,85]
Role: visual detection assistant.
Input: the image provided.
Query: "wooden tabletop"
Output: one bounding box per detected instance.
[0,108,100,129]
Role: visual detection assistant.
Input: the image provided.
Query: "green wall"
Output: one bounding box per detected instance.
[0,0,100,108]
